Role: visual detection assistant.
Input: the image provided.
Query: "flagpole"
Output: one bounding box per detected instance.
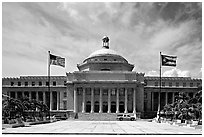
[48,51,51,120]
[158,51,162,122]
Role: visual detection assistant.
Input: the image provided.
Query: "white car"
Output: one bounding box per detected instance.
[116,114,136,121]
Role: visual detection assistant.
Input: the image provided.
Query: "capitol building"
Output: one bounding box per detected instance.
[2,37,202,119]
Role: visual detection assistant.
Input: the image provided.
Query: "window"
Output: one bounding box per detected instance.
[95,59,98,61]
[25,82,28,86]
[10,92,15,98]
[101,68,110,71]
[103,89,108,95]
[11,82,14,86]
[119,88,125,95]
[86,88,91,95]
[114,59,116,61]
[176,82,179,87]
[169,82,172,87]
[162,82,165,87]
[94,88,100,95]
[104,58,107,61]
[77,88,82,95]
[53,81,56,86]
[46,82,49,86]
[155,82,158,87]
[64,81,66,86]
[128,89,133,95]
[197,83,200,87]
[183,82,186,87]
[18,82,21,86]
[64,92,67,98]
[144,92,147,100]
[190,83,193,87]
[39,82,42,86]
[111,89,116,96]
[63,101,67,110]
[32,82,35,86]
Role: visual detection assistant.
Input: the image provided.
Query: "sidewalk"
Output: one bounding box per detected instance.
[2,120,202,135]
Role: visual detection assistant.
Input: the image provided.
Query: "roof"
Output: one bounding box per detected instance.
[144,76,202,81]
[84,47,126,62]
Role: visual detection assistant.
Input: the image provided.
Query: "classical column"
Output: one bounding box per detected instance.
[152,92,154,111]
[125,88,128,113]
[108,89,111,113]
[15,92,17,99]
[99,88,102,113]
[133,88,136,114]
[116,88,119,113]
[43,91,46,104]
[36,91,39,101]
[57,92,59,110]
[172,92,175,103]
[82,88,85,113]
[22,91,24,98]
[165,92,168,105]
[74,87,78,113]
[91,88,94,113]
[29,91,31,100]
[50,91,53,111]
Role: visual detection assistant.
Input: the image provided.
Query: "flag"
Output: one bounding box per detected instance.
[161,54,177,66]
[50,53,65,67]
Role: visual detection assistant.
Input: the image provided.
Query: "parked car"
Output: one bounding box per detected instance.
[116,114,136,121]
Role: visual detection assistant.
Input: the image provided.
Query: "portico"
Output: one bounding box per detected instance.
[73,85,137,114]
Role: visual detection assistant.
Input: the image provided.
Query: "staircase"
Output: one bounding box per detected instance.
[78,113,117,121]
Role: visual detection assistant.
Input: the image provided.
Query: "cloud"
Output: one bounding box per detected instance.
[2,2,202,78]
[146,68,191,77]
[163,68,191,77]
[145,70,159,77]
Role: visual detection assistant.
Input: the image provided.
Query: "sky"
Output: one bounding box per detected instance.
[2,2,202,78]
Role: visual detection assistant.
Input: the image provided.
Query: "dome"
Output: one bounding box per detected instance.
[77,36,134,71]
[85,47,123,60]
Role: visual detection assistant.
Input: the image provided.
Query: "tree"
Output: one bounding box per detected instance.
[161,90,202,122]
[2,95,49,123]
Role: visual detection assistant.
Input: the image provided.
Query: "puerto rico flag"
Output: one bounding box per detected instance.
[50,53,65,68]
[161,54,177,67]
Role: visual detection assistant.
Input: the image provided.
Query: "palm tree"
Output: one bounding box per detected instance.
[3,95,50,123]
[161,90,202,123]
[2,97,26,124]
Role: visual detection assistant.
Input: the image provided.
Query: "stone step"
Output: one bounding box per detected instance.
[78,113,117,121]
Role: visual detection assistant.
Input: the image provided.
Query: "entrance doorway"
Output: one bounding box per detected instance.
[94,101,99,112]
[86,101,91,113]
[111,101,116,113]
[119,101,124,113]
[103,102,108,113]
